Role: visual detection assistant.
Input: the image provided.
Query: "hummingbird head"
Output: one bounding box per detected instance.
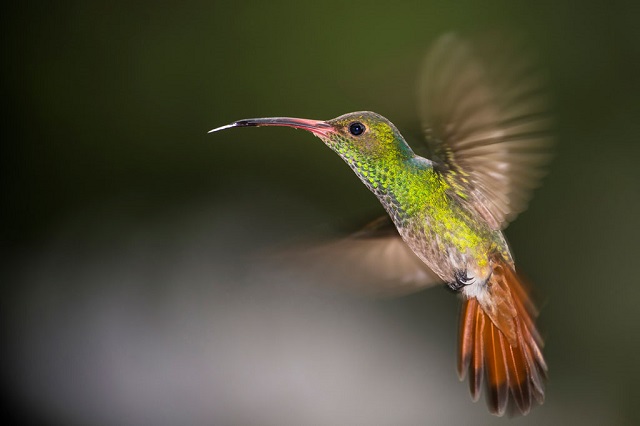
[323,111,415,163]
[210,111,416,173]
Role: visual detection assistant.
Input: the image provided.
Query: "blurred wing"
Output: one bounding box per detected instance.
[418,34,552,230]
[274,217,441,298]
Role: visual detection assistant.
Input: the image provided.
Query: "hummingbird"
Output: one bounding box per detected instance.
[210,34,550,416]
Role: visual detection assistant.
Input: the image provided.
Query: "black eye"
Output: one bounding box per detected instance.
[349,122,365,136]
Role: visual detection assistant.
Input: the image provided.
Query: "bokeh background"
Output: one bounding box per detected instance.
[2,1,639,425]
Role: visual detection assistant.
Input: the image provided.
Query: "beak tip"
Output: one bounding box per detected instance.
[208,123,237,134]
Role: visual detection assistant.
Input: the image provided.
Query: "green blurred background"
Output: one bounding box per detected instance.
[2,1,639,425]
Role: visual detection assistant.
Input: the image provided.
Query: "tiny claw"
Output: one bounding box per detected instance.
[449,269,475,292]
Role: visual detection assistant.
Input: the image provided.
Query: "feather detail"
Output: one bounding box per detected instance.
[458,254,546,416]
[470,302,485,401]
[457,298,476,379]
[418,33,553,230]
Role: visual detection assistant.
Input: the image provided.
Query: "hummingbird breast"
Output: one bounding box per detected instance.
[372,162,506,285]
[395,212,483,283]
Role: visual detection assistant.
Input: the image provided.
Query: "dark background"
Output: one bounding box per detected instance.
[2,1,639,425]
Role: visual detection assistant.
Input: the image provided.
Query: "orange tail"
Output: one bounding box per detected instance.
[458,256,547,416]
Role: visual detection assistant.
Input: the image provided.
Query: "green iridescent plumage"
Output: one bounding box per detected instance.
[320,111,511,283]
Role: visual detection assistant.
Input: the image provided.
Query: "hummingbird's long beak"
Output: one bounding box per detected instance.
[208,117,335,137]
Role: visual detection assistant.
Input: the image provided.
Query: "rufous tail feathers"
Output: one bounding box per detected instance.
[458,255,547,416]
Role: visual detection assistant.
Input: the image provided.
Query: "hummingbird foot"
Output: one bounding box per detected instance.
[448,269,475,292]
